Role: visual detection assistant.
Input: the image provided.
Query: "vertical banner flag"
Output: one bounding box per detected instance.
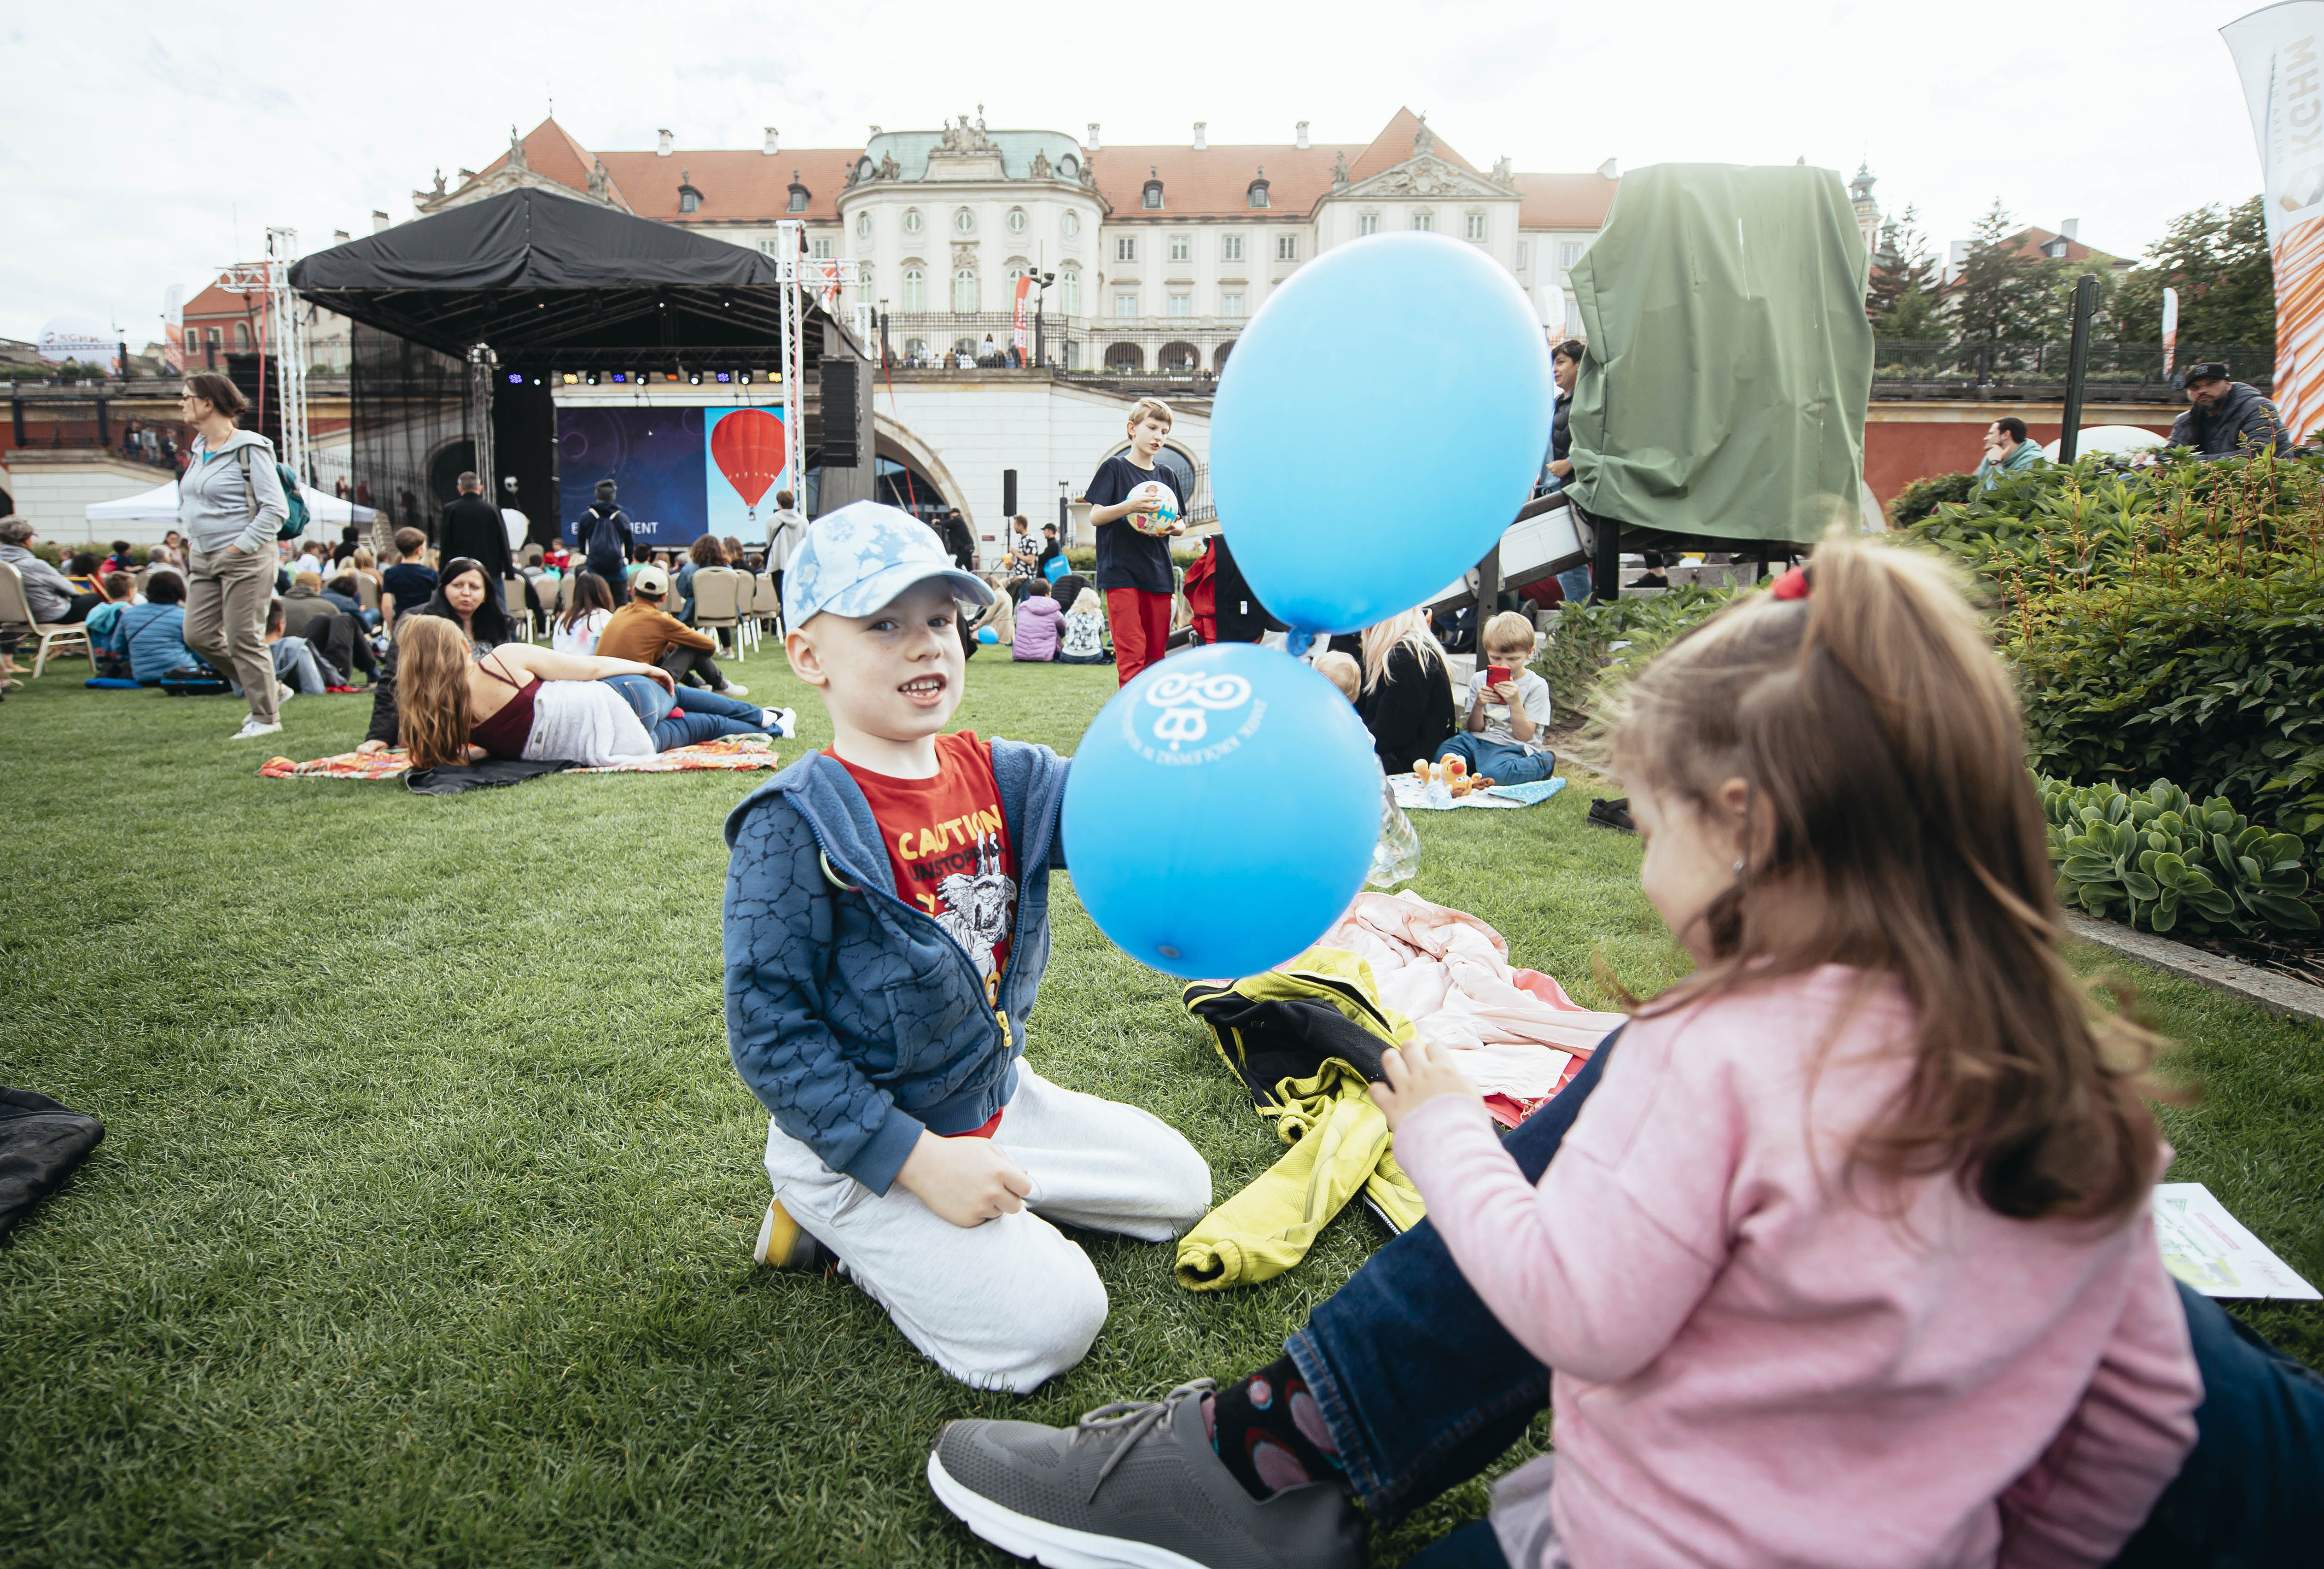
[2224,3,2324,443]
[2162,286,2180,380]
[1012,274,1032,359]
[162,285,184,375]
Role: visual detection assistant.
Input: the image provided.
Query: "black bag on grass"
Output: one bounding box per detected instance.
[0,1088,105,1238]
[159,665,231,696]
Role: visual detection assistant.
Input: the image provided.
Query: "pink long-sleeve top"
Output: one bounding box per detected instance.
[1393,965,2201,1569]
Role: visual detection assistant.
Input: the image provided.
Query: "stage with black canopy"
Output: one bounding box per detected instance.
[289,188,870,543]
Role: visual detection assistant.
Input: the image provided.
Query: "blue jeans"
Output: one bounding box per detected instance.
[1285,1029,2324,1560]
[1435,733,1556,786]
[1554,565,1591,606]
[598,674,765,750]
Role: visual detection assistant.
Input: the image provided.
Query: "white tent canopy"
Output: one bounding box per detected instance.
[85,480,377,528]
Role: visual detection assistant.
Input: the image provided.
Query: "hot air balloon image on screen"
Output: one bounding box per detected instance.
[707,406,788,532]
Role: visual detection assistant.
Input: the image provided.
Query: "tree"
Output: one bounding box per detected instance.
[1949,199,2067,349]
[2108,195,2274,350]
[1866,206,1943,338]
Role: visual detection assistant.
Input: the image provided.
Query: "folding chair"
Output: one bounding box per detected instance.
[0,561,91,678]
[504,577,534,641]
[752,572,782,646]
[691,568,744,661]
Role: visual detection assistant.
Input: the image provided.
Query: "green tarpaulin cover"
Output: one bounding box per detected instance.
[1568,164,1873,543]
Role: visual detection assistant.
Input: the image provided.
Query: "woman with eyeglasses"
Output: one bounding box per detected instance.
[176,371,289,740]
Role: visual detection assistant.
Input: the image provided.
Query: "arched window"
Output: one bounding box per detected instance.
[786,173,810,213]
[235,321,252,348]
[1007,206,1028,234]
[1059,266,1080,316]
[1142,177,1163,210]
[952,266,978,312]
[1248,168,1270,209]
[902,267,925,312]
[953,207,976,233]
[678,183,701,215]
[856,211,872,238]
[1106,342,1145,372]
[1212,341,1234,373]
[1005,258,1032,294]
[1161,341,1198,374]
[1062,211,1081,239]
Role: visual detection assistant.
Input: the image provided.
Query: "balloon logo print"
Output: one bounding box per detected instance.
[1144,672,1253,750]
[710,408,786,528]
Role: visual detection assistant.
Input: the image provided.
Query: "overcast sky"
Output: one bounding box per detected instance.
[0,0,2281,345]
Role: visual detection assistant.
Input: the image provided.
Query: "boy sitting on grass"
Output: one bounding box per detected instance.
[1437,610,1557,785]
[723,501,1211,1394]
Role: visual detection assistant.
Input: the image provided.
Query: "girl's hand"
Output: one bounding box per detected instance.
[1371,1038,1482,1133]
[356,739,389,756]
[638,664,675,694]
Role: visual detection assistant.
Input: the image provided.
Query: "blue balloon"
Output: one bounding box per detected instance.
[1211,232,1555,635]
[977,626,999,644]
[1062,644,1380,979]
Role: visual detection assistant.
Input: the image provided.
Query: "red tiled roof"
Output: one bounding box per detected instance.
[597,148,861,224]
[1345,108,1477,183]
[183,277,265,321]
[1091,143,1360,219]
[2000,225,2121,265]
[1514,172,1618,229]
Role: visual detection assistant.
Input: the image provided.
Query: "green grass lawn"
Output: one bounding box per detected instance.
[2,652,2318,1567]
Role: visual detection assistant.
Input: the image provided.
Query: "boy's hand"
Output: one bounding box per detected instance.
[1490,679,1521,705]
[896,1132,1033,1228]
[1371,1039,1481,1134]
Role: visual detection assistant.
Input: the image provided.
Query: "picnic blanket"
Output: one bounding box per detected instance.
[1390,773,1566,811]
[260,734,781,782]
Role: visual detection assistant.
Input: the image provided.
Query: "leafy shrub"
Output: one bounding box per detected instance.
[1886,470,1975,528]
[1533,585,1737,716]
[1913,453,2324,858]
[2041,776,2318,938]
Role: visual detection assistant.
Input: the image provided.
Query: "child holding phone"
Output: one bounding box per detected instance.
[1437,610,1556,785]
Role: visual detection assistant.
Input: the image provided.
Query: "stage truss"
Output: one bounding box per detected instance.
[216,226,313,480]
[769,218,873,511]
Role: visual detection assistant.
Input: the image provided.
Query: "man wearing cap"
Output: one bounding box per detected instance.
[2170,363,2293,460]
[594,561,748,697]
[722,500,1210,1392]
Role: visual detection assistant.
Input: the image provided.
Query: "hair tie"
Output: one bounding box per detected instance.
[1771,564,1812,601]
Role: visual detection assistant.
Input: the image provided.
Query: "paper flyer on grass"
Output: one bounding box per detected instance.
[2153,1183,2320,1299]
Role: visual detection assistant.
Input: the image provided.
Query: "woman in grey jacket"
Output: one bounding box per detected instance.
[177,372,289,739]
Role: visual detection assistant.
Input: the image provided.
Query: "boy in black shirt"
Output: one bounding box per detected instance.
[1083,398,1186,685]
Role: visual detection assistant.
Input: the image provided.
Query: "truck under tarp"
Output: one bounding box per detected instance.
[1566,163,1873,551]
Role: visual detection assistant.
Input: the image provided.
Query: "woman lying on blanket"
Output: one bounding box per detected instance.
[390,615,781,769]
[358,557,518,755]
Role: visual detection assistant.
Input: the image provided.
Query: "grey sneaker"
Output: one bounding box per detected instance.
[928,1380,1363,1569]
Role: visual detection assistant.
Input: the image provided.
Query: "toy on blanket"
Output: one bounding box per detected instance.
[1411,756,1495,796]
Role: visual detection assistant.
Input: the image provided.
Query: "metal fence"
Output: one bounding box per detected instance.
[1870,340,2272,390]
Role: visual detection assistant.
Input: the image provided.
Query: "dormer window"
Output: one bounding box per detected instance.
[677,170,702,214]
[1248,167,1271,209]
[787,169,810,213]
[1143,167,1164,210]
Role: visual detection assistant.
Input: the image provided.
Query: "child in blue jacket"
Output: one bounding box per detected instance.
[723,502,1210,1393]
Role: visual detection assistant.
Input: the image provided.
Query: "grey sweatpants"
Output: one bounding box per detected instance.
[763,1062,1211,1393]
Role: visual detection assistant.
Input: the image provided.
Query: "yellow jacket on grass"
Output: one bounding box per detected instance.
[1176,950,1427,1290]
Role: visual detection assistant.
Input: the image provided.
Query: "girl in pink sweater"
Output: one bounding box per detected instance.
[1373,538,2200,1566]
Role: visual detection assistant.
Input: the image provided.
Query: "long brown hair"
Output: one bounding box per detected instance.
[1609,531,2165,1225]
[394,615,476,769]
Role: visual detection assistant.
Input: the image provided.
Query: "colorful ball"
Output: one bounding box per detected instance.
[1127,479,1180,536]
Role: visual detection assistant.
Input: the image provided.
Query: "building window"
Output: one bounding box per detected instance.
[952,267,978,312]
[1169,234,1190,263]
[1248,180,1270,209]
[1115,292,1138,318]
[812,237,833,259]
[1415,210,1437,233]
[1220,291,1245,317]
[1168,292,1191,318]
[902,267,924,311]
[1143,179,1164,210]
[954,207,975,233]
[236,321,252,348]
[1221,234,1243,262]
[1560,241,1582,270]
[856,211,872,238]
[1059,267,1080,315]
[757,238,783,257]
[678,186,701,214]
[787,184,809,213]
[1116,235,1137,263]
[1008,206,1028,234]
[1062,211,1081,239]
[1516,241,1528,269]
[1359,212,1379,236]
[1276,234,1298,262]
[903,207,922,233]
[1467,212,1487,242]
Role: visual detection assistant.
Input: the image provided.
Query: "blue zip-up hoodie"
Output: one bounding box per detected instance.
[723,737,1069,1194]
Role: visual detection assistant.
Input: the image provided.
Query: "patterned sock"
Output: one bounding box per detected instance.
[1202,1354,1345,1501]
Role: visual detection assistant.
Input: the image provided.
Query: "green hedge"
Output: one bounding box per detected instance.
[1886,470,1976,527]
[1531,585,1737,716]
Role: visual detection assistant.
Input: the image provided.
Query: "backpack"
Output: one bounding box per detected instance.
[237,445,309,540]
[159,664,232,696]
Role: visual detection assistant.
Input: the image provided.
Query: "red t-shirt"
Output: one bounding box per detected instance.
[835,732,1019,1005]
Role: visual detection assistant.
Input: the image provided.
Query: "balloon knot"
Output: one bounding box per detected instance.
[1284,629,1314,658]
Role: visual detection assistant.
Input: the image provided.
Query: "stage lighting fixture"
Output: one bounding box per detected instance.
[507,372,523,384]
[738,370,752,385]
[665,371,681,383]
[714,370,732,384]
[531,376,543,386]
[611,371,628,383]
[688,370,703,385]
[561,372,578,384]
[585,371,600,385]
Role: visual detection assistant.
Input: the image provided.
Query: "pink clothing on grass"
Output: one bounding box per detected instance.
[1392,965,2201,1569]
[1011,595,1063,660]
